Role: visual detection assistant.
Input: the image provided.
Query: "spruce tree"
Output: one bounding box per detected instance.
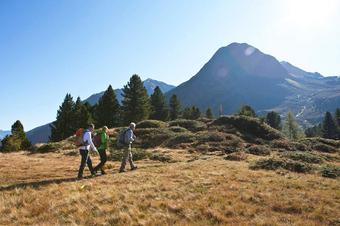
[191,106,201,120]
[11,120,31,149]
[283,112,302,140]
[95,85,120,127]
[238,105,256,117]
[121,75,150,124]
[206,108,213,119]
[322,112,338,139]
[50,93,76,142]
[150,86,169,121]
[266,111,281,130]
[182,107,192,119]
[169,94,181,120]
[73,97,92,129]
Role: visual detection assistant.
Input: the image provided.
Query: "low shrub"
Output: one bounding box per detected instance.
[166,133,196,148]
[281,152,323,164]
[169,119,207,132]
[271,140,309,152]
[320,165,340,178]
[136,120,168,129]
[134,128,175,148]
[313,144,337,153]
[149,153,173,162]
[109,148,151,161]
[250,158,313,173]
[224,152,248,161]
[196,131,225,143]
[35,142,63,153]
[212,116,283,140]
[169,126,188,133]
[246,145,271,156]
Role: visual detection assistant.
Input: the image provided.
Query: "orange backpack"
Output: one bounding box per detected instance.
[75,128,85,147]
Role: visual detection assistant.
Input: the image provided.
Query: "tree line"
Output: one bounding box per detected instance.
[50,74,215,142]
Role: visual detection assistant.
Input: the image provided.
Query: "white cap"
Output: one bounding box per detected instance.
[130,122,136,128]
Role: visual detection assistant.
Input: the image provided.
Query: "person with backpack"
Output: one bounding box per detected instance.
[77,124,98,179]
[93,126,109,175]
[119,122,138,173]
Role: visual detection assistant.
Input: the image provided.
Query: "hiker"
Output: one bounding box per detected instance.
[93,126,109,175]
[119,122,138,173]
[77,124,98,179]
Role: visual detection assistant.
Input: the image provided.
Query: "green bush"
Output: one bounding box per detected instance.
[271,140,309,152]
[212,116,283,140]
[321,165,340,178]
[136,120,168,129]
[250,158,313,173]
[169,119,207,132]
[281,152,323,164]
[166,132,196,148]
[196,131,225,143]
[246,145,271,156]
[313,144,337,153]
[169,126,188,133]
[109,148,151,161]
[134,128,175,148]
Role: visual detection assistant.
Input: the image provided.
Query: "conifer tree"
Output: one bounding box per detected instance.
[73,97,92,129]
[169,94,181,120]
[322,112,338,139]
[11,120,31,149]
[50,93,76,142]
[95,85,120,127]
[283,112,302,140]
[121,75,150,124]
[206,108,213,119]
[191,106,201,120]
[238,105,256,117]
[182,107,192,119]
[266,111,281,130]
[150,86,169,121]
[305,123,322,137]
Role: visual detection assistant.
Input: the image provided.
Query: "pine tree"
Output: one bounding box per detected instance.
[206,108,213,119]
[266,111,281,130]
[50,93,76,142]
[95,85,120,127]
[238,105,256,117]
[283,112,302,140]
[182,107,192,119]
[1,120,30,151]
[169,94,181,120]
[305,123,322,137]
[121,75,150,124]
[73,97,92,129]
[191,106,201,120]
[150,86,169,121]
[322,112,338,139]
[11,120,31,149]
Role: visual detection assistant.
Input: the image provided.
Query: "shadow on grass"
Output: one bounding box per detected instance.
[0,176,94,192]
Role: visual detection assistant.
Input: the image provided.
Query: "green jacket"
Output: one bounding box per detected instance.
[99,132,108,150]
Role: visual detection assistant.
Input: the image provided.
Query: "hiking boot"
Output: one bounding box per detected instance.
[77,176,83,180]
[119,169,126,173]
[131,166,138,171]
[101,170,106,175]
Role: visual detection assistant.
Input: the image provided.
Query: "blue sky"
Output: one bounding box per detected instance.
[1,0,340,131]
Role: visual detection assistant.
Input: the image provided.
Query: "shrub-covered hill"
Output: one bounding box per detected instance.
[35,116,340,178]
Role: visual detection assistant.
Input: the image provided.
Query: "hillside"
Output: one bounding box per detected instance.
[0,130,11,140]
[166,42,340,127]
[1,117,340,225]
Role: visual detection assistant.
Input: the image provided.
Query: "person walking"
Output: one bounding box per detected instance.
[77,124,98,179]
[119,122,138,173]
[93,126,109,175]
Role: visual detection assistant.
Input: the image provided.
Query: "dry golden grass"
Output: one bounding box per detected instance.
[0,150,339,226]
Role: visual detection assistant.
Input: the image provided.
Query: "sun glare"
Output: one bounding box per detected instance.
[282,0,338,29]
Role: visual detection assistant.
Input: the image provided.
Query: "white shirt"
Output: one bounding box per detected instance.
[80,130,98,152]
